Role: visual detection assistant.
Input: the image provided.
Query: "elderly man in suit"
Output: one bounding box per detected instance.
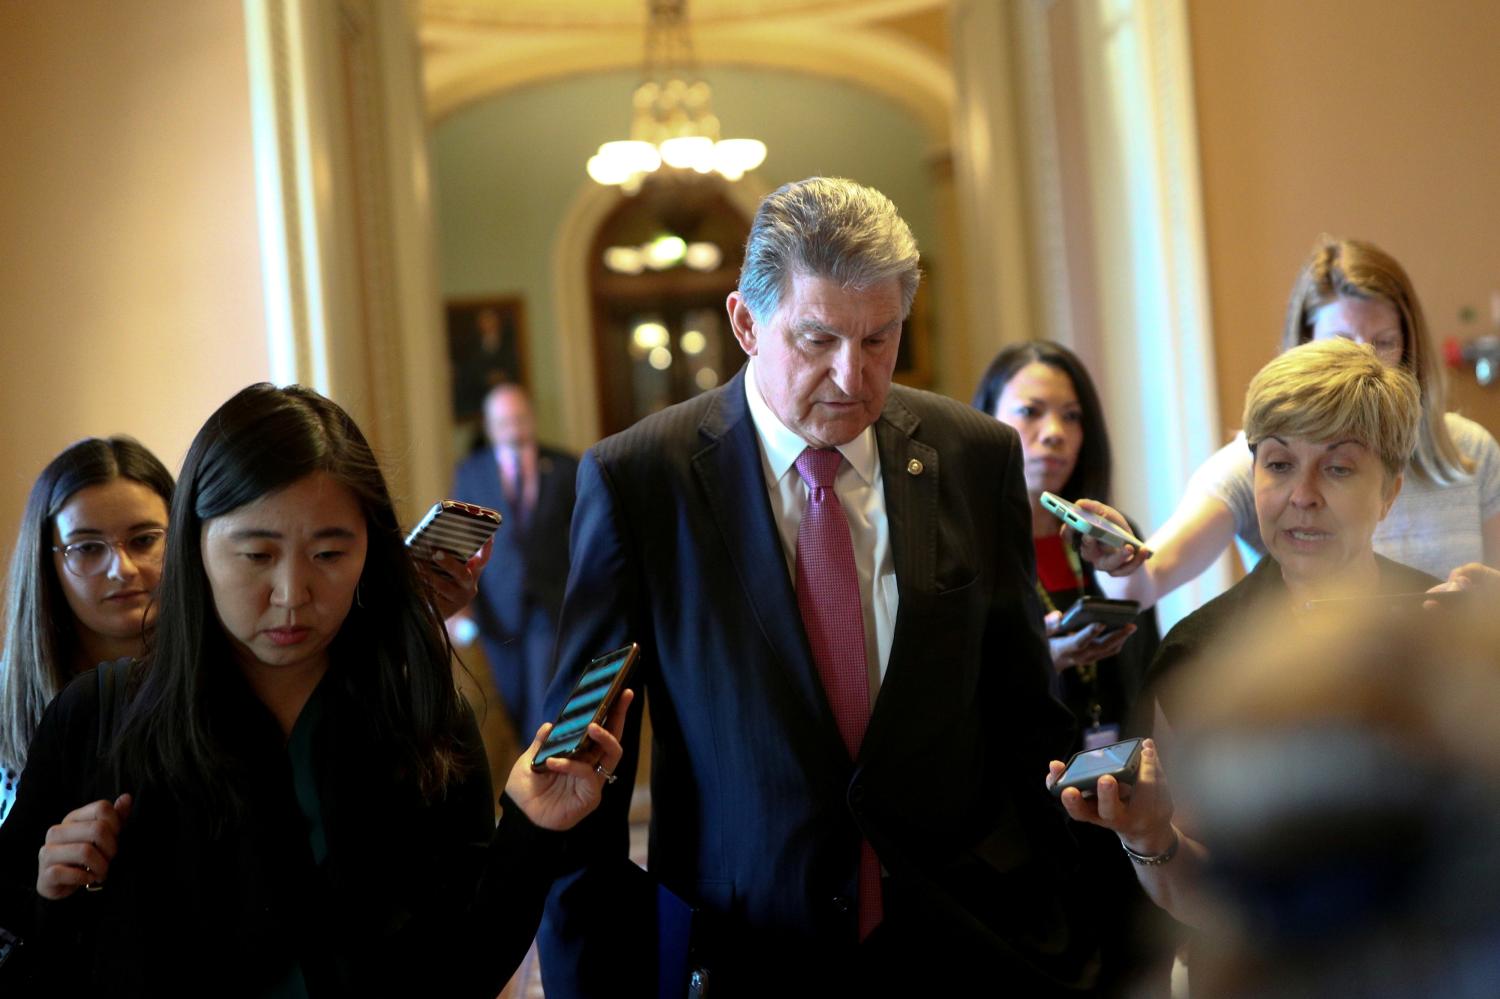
[451,383,577,739]
[538,178,1092,996]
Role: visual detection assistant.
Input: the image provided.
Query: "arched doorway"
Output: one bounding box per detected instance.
[587,178,751,437]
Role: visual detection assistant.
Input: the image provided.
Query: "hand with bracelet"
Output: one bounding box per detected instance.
[1045,738,1204,922]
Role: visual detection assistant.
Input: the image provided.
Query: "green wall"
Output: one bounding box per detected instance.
[432,66,940,443]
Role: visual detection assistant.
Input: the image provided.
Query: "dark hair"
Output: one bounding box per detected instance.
[0,437,174,771]
[115,384,467,818]
[971,341,1113,504]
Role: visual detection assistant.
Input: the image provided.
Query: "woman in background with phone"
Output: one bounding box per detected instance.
[1080,237,1500,605]
[0,384,628,996]
[0,438,173,828]
[973,341,1160,735]
[974,341,1171,996]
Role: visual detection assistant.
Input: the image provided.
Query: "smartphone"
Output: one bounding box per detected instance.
[405,500,501,562]
[531,643,640,771]
[1039,492,1145,550]
[0,925,19,973]
[1056,596,1141,634]
[1051,737,1144,798]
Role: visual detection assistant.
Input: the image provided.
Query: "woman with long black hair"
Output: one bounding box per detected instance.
[0,384,627,996]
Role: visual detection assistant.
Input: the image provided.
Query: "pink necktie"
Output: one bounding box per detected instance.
[794,447,882,940]
[499,448,520,507]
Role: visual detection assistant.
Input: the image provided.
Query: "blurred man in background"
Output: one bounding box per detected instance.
[452,383,577,738]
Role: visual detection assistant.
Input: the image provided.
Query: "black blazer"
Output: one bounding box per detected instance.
[0,666,560,998]
[537,369,1091,996]
[452,444,578,640]
[1144,553,1441,730]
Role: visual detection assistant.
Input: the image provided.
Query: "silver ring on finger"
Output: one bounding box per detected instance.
[85,879,105,892]
[593,762,618,784]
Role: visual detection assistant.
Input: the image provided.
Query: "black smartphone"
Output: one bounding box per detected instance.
[0,925,20,973]
[1056,596,1141,634]
[1051,737,1144,798]
[531,643,639,771]
[405,500,501,562]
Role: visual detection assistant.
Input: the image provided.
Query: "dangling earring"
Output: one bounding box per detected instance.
[355,581,364,609]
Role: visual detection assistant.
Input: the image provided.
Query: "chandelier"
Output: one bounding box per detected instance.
[586,0,767,192]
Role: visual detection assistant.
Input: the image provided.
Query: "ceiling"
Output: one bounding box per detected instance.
[420,0,944,31]
[417,0,953,132]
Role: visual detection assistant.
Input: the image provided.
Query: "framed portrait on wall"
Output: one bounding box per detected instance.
[895,265,933,388]
[446,296,527,426]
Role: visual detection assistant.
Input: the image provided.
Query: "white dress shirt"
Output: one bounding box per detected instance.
[743,359,898,697]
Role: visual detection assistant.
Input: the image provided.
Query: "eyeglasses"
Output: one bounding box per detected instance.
[52,530,167,578]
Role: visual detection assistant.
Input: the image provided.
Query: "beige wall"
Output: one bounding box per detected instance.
[1190,0,1500,439]
[0,2,268,550]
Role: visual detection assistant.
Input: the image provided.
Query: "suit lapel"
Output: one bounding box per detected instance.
[691,372,846,751]
[863,391,938,759]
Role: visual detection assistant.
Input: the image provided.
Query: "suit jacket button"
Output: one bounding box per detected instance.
[831,895,852,915]
[848,782,867,804]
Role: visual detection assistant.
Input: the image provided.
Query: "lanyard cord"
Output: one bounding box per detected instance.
[1036,542,1101,691]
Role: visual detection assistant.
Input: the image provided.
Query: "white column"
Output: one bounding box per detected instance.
[1066,0,1233,628]
[948,0,1039,371]
[243,0,451,519]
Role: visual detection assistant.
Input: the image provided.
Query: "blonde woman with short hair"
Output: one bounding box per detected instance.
[1048,339,1438,925]
[1078,237,1500,604]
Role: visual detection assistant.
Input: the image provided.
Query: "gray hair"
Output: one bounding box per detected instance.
[737,177,921,323]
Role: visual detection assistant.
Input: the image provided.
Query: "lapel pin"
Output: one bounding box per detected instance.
[906,458,923,476]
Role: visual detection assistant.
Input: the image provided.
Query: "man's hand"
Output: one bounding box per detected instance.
[1063,499,1152,576]
[418,537,494,621]
[37,793,133,899]
[1044,610,1136,673]
[505,689,634,832]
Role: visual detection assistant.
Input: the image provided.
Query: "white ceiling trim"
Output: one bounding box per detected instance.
[423,23,953,141]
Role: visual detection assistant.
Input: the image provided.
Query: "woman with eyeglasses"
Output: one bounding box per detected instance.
[0,438,173,827]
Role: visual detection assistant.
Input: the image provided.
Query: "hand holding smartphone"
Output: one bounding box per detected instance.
[1055,596,1141,635]
[405,500,501,562]
[1050,738,1144,798]
[532,643,640,770]
[1040,492,1145,550]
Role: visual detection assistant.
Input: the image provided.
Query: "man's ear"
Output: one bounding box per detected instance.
[726,291,758,356]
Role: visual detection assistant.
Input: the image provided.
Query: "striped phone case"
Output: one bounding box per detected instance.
[404,500,501,561]
[532,643,639,769]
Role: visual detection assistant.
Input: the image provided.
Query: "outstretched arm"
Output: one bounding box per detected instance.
[1074,493,1237,609]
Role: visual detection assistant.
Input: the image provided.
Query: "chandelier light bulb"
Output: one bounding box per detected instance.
[683,242,722,271]
[586,2,766,187]
[714,138,767,176]
[659,135,713,170]
[643,234,688,270]
[631,321,670,352]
